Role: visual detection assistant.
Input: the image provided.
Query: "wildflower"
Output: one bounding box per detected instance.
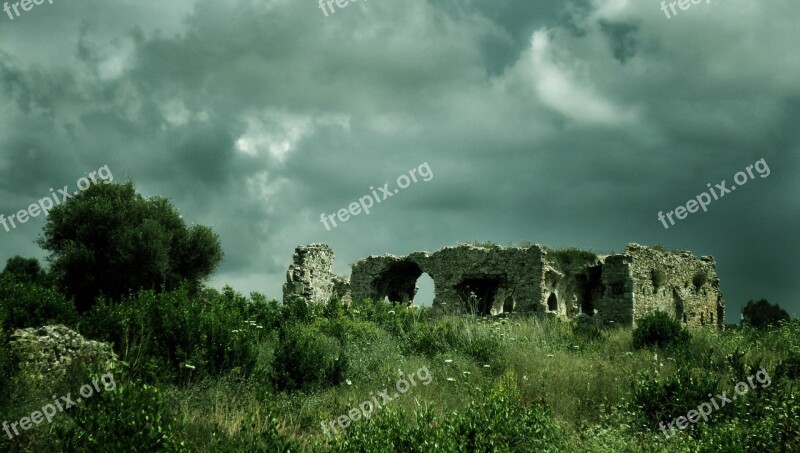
[523,375,528,380]
[346,379,352,385]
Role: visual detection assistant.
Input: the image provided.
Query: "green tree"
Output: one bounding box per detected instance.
[36,181,223,311]
[742,298,790,329]
[0,256,47,285]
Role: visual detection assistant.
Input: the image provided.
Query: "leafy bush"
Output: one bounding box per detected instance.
[402,317,505,370]
[651,268,667,290]
[405,318,457,357]
[281,295,325,324]
[547,247,599,272]
[687,391,800,452]
[0,275,78,330]
[78,286,275,382]
[351,298,427,338]
[632,366,720,428]
[317,316,380,345]
[53,377,182,451]
[273,323,346,391]
[693,271,708,290]
[777,349,800,380]
[632,311,690,350]
[572,315,607,342]
[330,373,566,451]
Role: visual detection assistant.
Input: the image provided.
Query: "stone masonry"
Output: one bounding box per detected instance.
[282,243,351,306]
[281,242,724,328]
[10,324,119,384]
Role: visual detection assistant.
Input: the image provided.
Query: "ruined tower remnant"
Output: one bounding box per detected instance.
[281,242,724,328]
[282,243,350,305]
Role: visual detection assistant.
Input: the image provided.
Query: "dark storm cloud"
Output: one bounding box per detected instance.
[0,0,798,322]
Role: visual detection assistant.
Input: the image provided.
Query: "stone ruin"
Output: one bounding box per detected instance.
[282,243,350,306]
[282,242,725,328]
[9,324,119,384]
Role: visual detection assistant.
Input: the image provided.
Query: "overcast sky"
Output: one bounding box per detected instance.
[1,0,797,323]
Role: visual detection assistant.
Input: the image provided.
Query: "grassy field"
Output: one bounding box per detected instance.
[1,285,799,452]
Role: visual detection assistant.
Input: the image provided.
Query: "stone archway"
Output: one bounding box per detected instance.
[374,261,424,305]
[547,293,558,311]
[456,277,502,315]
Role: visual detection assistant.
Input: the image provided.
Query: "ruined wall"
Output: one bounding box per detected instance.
[282,242,724,328]
[540,250,605,319]
[624,244,723,328]
[282,243,350,305]
[595,254,635,325]
[594,244,724,328]
[350,244,546,315]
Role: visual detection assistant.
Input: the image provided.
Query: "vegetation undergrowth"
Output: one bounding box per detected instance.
[2,282,798,451]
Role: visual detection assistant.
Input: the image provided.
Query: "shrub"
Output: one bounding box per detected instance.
[78,286,274,383]
[317,316,380,345]
[273,323,346,391]
[330,373,566,451]
[248,292,284,332]
[53,377,181,451]
[632,366,720,428]
[0,275,78,330]
[405,318,463,358]
[547,247,599,272]
[693,271,708,290]
[777,349,800,381]
[572,315,607,342]
[351,298,426,338]
[632,311,690,350]
[651,269,667,290]
[282,295,325,324]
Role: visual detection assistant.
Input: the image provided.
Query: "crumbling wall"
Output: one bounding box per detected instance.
[595,254,635,325]
[282,242,723,329]
[541,250,605,318]
[594,244,724,328]
[10,325,119,384]
[350,244,546,315]
[624,244,723,329]
[282,243,350,305]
